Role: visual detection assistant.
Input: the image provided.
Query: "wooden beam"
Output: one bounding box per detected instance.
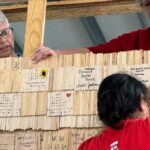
[23,0,47,56]
[3,0,141,22]
[46,1,141,20]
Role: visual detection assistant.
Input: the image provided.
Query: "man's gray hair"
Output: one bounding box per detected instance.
[0,11,9,25]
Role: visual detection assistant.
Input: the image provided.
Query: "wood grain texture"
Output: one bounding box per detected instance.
[24,0,47,56]
[4,0,141,22]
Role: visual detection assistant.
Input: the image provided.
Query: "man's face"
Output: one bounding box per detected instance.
[141,0,150,17]
[0,21,15,58]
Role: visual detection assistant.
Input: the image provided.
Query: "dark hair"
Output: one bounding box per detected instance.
[97,73,149,129]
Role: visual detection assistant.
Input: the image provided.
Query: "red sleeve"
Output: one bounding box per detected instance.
[88,30,139,54]
[88,37,122,54]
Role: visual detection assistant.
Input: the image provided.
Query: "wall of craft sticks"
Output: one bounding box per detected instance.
[0,50,150,149]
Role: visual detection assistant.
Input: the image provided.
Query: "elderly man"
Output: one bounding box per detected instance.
[32,0,150,63]
[0,11,48,62]
[0,11,16,58]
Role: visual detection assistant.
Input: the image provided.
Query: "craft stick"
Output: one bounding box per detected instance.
[47,55,58,68]
[12,57,21,70]
[96,53,104,66]
[63,54,74,67]
[148,51,150,64]
[73,91,82,115]
[21,93,37,116]
[127,51,134,65]
[36,92,48,115]
[74,54,85,67]
[112,52,118,65]
[134,50,143,64]
[12,70,23,92]
[143,50,148,64]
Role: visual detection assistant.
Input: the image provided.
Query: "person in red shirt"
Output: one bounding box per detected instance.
[32,0,150,63]
[78,73,150,150]
[88,27,150,54]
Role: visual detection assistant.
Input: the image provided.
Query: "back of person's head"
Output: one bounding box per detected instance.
[97,73,149,129]
[0,11,9,25]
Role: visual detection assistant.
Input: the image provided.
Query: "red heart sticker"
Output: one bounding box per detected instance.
[66,93,71,97]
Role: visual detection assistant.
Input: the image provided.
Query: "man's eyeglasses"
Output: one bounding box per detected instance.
[0,27,13,39]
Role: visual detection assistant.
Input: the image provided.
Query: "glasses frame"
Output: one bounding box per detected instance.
[0,27,13,39]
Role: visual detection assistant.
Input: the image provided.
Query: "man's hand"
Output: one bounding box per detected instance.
[32,46,56,64]
[32,46,89,64]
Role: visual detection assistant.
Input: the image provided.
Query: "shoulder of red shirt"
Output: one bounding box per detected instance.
[78,116,150,150]
[88,27,150,53]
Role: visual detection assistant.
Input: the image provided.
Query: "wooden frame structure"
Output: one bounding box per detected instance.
[3,0,141,21]
[1,0,141,56]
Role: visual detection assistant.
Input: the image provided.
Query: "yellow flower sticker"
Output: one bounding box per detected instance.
[39,68,48,79]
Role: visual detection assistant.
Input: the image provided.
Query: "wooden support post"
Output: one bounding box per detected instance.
[24,0,47,56]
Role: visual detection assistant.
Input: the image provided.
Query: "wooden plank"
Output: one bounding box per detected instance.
[46,1,141,20]
[24,0,47,56]
[4,0,141,22]
[47,0,138,7]
[1,0,140,9]
[0,0,26,2]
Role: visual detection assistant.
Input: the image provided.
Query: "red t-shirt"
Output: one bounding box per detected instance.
[88,27,150,53]
[78,117,150,150]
